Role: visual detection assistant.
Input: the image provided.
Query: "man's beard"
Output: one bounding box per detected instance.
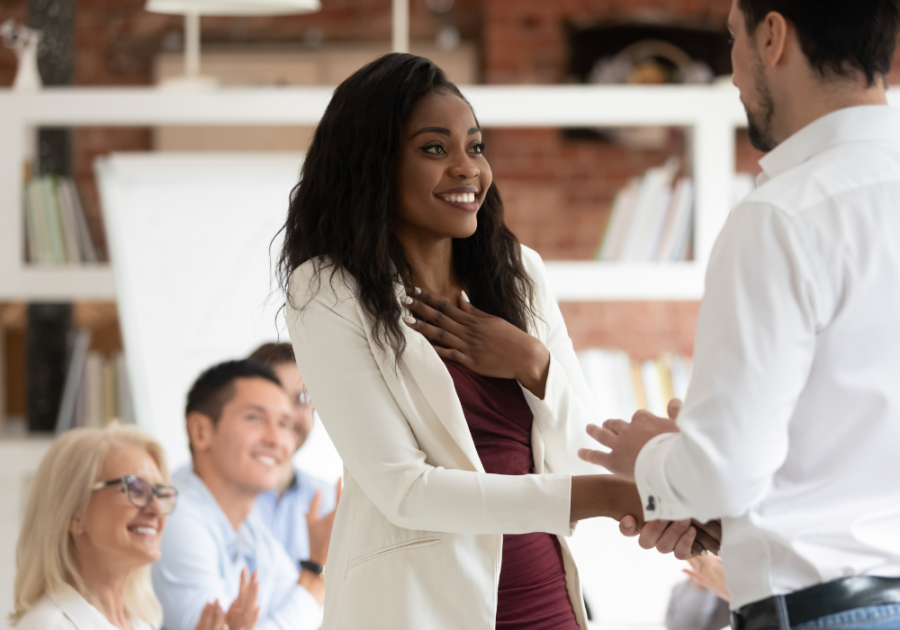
[745,57,777,152]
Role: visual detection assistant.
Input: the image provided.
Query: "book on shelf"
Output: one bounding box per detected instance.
[578,349,693,422]
[596,164,759,264]
[596,158,693,263]
[23,175,99,265]
[56,336,135,434]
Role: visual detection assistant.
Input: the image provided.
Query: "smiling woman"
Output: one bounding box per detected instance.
[11,425,230,630]
[276,53,715,630]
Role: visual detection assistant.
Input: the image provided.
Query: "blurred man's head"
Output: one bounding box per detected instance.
[248,343,314,453]
[185,360,294,498]
[729,0,899,151]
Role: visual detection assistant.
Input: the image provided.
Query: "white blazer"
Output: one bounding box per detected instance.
[16,585,155,630]
[286,246,600,630]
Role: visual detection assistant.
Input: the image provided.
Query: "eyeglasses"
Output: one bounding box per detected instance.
[295,387,311,408]
[92,475,178,515]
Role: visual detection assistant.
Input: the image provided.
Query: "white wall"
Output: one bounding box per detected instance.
[97,153,345,473]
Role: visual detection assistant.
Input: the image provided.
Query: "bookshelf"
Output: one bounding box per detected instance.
[2,83,892,630]
[0,83,752,303]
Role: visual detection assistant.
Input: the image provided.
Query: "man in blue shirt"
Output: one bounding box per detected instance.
[248,343,338,567]
[152,360,337,630]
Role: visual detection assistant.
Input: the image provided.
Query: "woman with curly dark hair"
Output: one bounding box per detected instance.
[279,53,672,630]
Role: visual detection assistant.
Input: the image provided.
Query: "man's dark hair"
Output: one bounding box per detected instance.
[248,342,295,367]
[185,359,282,425]
[738,0,900,86]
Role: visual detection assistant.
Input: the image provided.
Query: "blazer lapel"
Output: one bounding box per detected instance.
[48,585,114,630]
[400,324,485,473]
[356,291,485,474]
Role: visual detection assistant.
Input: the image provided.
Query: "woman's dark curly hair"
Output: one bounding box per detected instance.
[277,53,536,360]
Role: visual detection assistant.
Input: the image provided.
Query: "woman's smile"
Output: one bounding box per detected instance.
[435,185,480,212]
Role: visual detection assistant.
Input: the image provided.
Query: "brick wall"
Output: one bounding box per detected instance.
[481,0,732,355]
[1,0,482,259]
[2,0,897,359]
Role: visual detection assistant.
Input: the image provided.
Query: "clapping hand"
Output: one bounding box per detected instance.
[225,568,260,630]
[306,482,342,566]
[685,553,730,601]
[194,601,226,630]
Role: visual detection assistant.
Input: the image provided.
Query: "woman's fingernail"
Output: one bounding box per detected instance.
[403,314,416,325]
[402,295,413,305]
[461,290,470,303]
[414,287,422,295]
[701,550,709,556]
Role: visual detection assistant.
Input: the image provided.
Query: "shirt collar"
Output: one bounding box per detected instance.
[47,584,118,630]
[758,105,900,185]
[175,470,262,559]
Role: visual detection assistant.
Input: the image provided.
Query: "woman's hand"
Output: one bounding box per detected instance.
[225,568,261,630]
[403,289,551,398]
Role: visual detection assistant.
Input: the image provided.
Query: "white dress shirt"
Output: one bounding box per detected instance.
[635,105,900,609]
[152,470,323,630]
[16,585,154,630]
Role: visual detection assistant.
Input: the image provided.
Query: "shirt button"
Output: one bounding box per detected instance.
[646,496,656,511]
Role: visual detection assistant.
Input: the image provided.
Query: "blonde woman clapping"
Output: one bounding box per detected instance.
[11,424,259,630]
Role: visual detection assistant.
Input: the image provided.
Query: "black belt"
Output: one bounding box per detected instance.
[731,576,900,630]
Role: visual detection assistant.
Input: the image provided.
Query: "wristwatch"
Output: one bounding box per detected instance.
[299,559,324,576]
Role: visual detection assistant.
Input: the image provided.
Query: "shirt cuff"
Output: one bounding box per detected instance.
[539,471,576,537]
[519,354,564,419]
[634,432,684,522]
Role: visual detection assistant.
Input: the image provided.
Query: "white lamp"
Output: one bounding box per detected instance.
[145,0,321,89]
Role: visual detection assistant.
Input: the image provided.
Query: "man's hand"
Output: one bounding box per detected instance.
[579,409,679,482]
[193,601,226,630]
[619,516,722,559]
[306,481,342,566]
[225,568,261,630]
[591,398,721,559]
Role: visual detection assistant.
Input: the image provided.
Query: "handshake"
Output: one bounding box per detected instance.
[620,515,722,561]
[579,397,722,561]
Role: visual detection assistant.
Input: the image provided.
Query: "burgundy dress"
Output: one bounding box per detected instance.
[442,358,580,630]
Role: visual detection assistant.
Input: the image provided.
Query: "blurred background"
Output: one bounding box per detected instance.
[3,1,899,628]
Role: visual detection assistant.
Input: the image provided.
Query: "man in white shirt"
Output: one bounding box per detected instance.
[580,1,900,629]
[152,360,336,630]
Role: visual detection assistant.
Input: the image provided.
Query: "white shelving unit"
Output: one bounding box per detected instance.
[0,84,753,302]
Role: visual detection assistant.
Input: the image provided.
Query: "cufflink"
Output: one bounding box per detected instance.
[645,496,656,511]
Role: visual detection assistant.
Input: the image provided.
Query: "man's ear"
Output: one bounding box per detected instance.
[759,10,790,69]
[186,411,216,454]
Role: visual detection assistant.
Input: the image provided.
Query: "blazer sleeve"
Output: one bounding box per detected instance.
[285,263,573,537]
[518,247,605,477]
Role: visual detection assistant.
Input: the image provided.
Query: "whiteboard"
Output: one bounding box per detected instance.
[96,153,342,481]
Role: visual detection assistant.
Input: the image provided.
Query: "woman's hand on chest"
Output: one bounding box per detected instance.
[402,288,551,398]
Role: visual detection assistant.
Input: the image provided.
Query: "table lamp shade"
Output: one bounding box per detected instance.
[145,0,320,16]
